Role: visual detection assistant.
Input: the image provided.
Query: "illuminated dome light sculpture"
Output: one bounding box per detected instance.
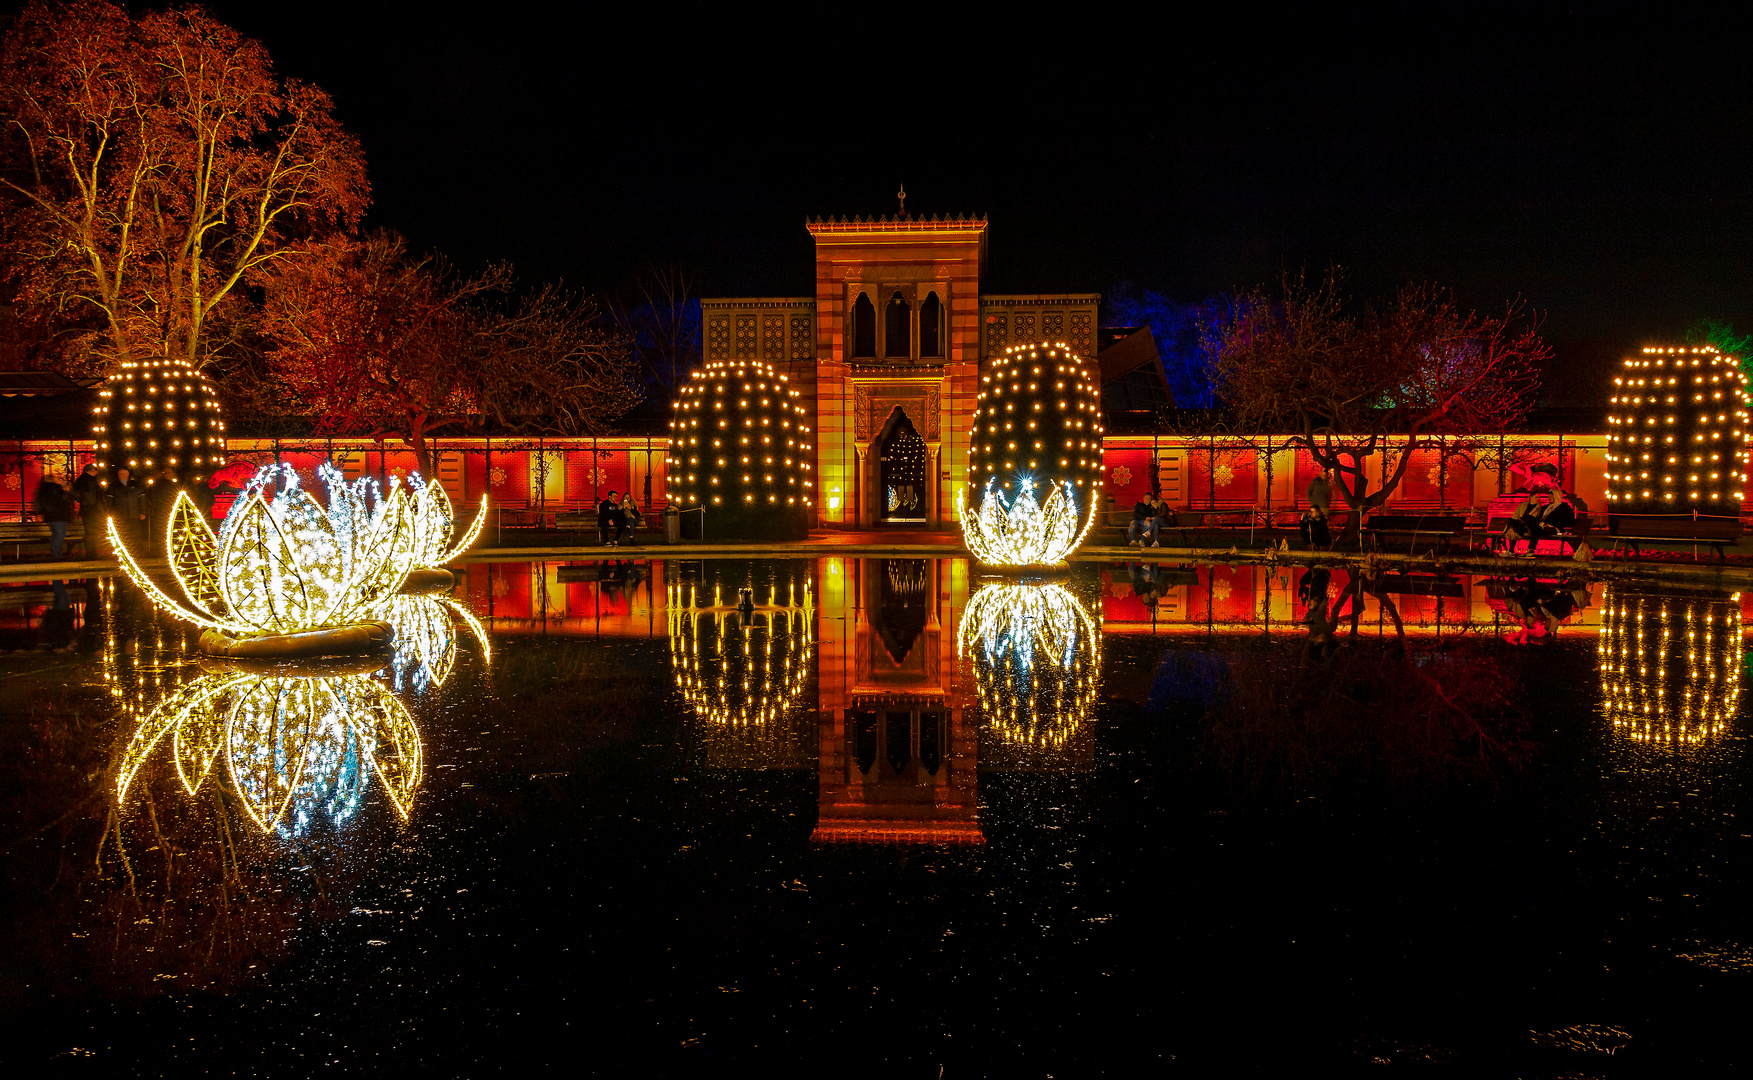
[94,356,227,489]
[668,359,814,541]
[956,581,1102,758]
[1605,344,1750,513]
[1598,584,1742,746]
[668,564,815,768]
[115,663,422,836]
[111,462,438,658]
[960,341,1103,568]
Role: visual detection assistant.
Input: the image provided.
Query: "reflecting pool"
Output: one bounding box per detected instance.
[2,558,1751,1073]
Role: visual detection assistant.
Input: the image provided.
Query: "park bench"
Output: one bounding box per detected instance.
[1485,493,1591,556]
[1604,511,1742,562]
[1362,513,1468,553]
[0,520,86,561]
[554,510,659,545]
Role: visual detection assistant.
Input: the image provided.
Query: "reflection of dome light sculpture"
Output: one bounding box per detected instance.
[669,567,815,768]
[94,356,226,481]
[1598,585,1742,744]
[956,581,1101,750]
[116,669,421,836]
[1605,344,1750,510]
[668,358,814,540]
[960,342,1102,567]
[111,463,483,657]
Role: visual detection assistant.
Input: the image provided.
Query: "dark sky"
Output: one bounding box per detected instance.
[199,4,1749,405]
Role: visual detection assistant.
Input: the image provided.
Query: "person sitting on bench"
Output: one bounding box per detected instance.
[1128,493,1163,547]
[1499,463,1574,552]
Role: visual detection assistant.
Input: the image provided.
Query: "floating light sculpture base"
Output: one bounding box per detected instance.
[398,568,456,595]
[198,619,394,660]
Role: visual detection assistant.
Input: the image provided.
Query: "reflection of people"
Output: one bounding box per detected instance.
[1502,576,1589,644]
[1129,562,1162,607]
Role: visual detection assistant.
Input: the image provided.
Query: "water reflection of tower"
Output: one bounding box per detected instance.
[668,560,817,769]
[814,557,978,844]
[1599,585,1743,745]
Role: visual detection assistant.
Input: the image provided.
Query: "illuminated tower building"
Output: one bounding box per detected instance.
[1605,344,1750,513]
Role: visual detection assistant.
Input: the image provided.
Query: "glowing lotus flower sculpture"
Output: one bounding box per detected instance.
[110,463,483,640]
[116,668,422,836]
[959,477,1098,568]
[956,581,1101,751]
[375,592,492,694]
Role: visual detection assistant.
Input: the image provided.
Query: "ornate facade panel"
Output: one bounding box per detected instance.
[924,387,941,439]
[707,316,730,361]
[1012,313,1036,345]
[985,316,1007,357]
[791,316,813,360]
[853,385,872,440]
[735,315,757,359]
[1042,310,1064,341]
[762,315,785,361]
[1070,311,1092,355]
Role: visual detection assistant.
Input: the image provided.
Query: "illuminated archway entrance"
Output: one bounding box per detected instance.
[876,408,928,526]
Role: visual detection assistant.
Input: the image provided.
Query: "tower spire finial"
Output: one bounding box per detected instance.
[897,183,907,218]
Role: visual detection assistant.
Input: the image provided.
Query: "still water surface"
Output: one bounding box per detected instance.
[1,557,1750,1075]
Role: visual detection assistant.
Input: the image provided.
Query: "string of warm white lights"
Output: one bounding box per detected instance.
[667,574,815,730]
[1597,584,1742,745]
[668,359,814,530]
[1605,345,1751,510]
[956,581,1102,750]
[94,356,226,484]
[963,341,1104,566]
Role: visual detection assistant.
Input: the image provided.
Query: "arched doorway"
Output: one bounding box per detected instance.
[875,407,927,525]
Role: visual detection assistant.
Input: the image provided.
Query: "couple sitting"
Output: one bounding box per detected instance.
[1128,493,1167,547]
[1497,463,1580,555]
[596,490,643,547]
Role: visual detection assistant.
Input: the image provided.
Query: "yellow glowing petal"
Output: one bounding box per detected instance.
[168,492,228,620]
[376,594,458,686]
[227,678,316,832]
[280,489,349,623]
[109,517,250,632]
[116,673,251,803]
[439,596,492,664]
[411,481,453,566]
[219,493,313,632]
[172,691,230,795]
[331,486,418,622]
[434,496,490,567]
[347,676,422,819]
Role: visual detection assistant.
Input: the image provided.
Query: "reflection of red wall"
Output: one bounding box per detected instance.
[484,563,530,618]
[1186,564,1257,622]
[1102,447,1154,512]
[1100,567,1160,622]
[1186,449,1257,504]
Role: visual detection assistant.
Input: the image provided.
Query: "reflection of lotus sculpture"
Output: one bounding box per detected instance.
[112,464,485,655]
[1599,585,1742,745]
[958,478,1098,568]
[374,593,492,693]
[116,669,421,836]
[957,581,1101,750]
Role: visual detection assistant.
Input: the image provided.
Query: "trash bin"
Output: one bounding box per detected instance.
[663,506,681,544]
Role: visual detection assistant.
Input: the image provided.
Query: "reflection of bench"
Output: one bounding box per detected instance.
[1363,514,1467,552]
[1607,513,1742,561]
[0,521,86,560]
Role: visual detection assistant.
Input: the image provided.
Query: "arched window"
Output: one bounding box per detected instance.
[851,292,876,357]
[919,291,943,357]
[884,290,911,358]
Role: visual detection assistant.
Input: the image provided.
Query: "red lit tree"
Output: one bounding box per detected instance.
[0,0,368,373]
[1205,270,1547,543]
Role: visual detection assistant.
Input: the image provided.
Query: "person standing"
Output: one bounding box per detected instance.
[597,489,623,547]
[108,467,145,552]
[72,463,103,555]
[1303,468,1334,549]
[33,469,75,559]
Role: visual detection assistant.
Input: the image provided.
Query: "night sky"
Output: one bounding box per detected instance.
[197,5,1749,405]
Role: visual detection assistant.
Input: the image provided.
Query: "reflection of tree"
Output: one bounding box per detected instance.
[1205,640,1531,801]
